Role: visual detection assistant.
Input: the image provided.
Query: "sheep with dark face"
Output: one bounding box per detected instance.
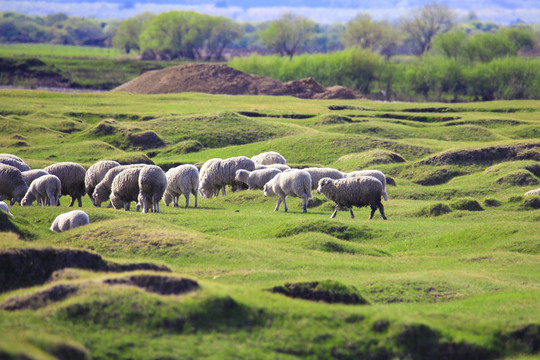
[85,160,120,205]
[0,164,28,206]
[317,176,387,220]
[44,162,86,207]
[21,174,61,207]
[263,170,312,213]
[138,165,167,213]
[163,164,199,208]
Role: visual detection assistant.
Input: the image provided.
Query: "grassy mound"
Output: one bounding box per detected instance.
[450,198,484,211]
[522,196,540,210]
[363,280,461,304]
[496,170,539,187]
[270,280,368,305]
[275,220,372,241]
[103,274,198,296]
[418,203,452,217]
[1,284,79,311]
[313,113,353,125]
[336,149,405,169]
[404,166,465,186]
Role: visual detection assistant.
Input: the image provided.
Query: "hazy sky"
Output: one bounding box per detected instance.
[1,0,538,24]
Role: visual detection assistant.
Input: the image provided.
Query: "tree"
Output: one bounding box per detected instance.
[342,13,400,58]
[113,13,153,54]
[432,29,466,58]
[401,1,456,55]
[203,16,243,60]
[259,14,316,59]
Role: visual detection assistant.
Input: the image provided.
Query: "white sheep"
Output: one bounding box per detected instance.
[304,167,345,190]
[163,165,199,208]
[21,169,49,186]
[85,160,120,205]
[0,155,31,172]
[263,170,313,213]
[235,168,282,190]
[266,163,291,172]
[0,201,14,217]
[0,164,29,205]
[317,176,387,220]
[21,174,61,207]
[109,167,143,211]
[44,162,86,207]
[198,158,224,197]
[525,188,540,196]
[92,164,145,207]
[138,165,167,213]
[251,151,287,165]
[199,156,255,199]
[50,210,90,232]
[347,170,389,201]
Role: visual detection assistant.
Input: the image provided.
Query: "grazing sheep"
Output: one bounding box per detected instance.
[138,165,167,213]
[0,201,13,217]
[235,168,282,190]
[21,169,49,186]
[317,176,387,220]
[251,151,287,165]
[266,163,291,172]
[50,210,90,232]
[44,162,86,207]
[85,160,120,205]
[0,164,28,205]
[199,156,256,199]
[347,170,389,201]
[0,155,31,172]
[109,167,143,211]
[163,165,199,208]
[21,174,61,207]
[199,158,224,197]
[304,167,345,190]
[263,170,312,213]
[92,164,145,207]
[525,188,540,196]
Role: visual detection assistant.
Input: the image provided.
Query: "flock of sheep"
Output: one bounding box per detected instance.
[0,151,390,233]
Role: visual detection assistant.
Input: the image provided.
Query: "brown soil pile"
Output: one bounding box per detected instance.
[112,64,364,99]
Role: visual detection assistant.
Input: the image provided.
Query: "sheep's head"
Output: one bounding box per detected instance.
[109,194,123,210]
[21,195,32,206]
[263,183,274,197]
[234,169,247,183]
[92,186,107,207]
[198,178,214,199]
[317,178,333,194]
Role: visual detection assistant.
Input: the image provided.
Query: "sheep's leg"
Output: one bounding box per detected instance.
[274,198,282,211]
[184,194,190,208]
[69,196,75,207]
[77,196,82,207]
[369,206,377,219]
[302,196,308,213]
[282,197,288,212]
[331,205,339,218]
[222,185,226,196]
[378,203,387,220]
[193,191,198,208]
[124,202,131,211]
[349,208,355,219]
[107,202,113,208]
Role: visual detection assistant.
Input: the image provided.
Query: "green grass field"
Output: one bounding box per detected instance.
[0,89,539,360]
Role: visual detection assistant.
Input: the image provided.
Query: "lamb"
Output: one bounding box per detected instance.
[84,160,120,206]
[50,210,90,232]
[92,164,145,207]
[0,155,31,172]
[251,151,287,165]
[199,156,255,199]
[235,168,282,190]
[138,165,167,213]
[263,169,312,213]
[0,201,14,217]
[304,167,345,190]
[109,167,143,211]
[317,176,387,220]
[347,170,389,201]
[21,169,49,186]
[0,164,29,205]
[44,162,86,207]
[163,165,199,208]
[21,174,61,207]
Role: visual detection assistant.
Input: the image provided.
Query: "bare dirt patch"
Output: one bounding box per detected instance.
[112,64,363,99]
[270,280,368,305]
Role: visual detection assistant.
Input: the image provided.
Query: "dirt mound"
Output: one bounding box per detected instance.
[128,131,165,150]
[112,64,364,99]
[1,284,78,311]
[103,275,199,295]
[0,247,170,293]
[270,280,368,305]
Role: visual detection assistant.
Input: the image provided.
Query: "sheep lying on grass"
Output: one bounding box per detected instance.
[163,165,199,208]
[0,201,13,217]
[199,156,255,199]
[21,169,49,186]
[92,164,145,207]
[0,164,29,205]
[85,160,120,205]
[44,162,86,207]
[317,176,387,220]
[50,210,90,232]
[110,167,143,211]
[21,175,61,207]
[138,165,167,213]
[235,168,282,190]
[264,170,312,213]
[347,170,389,201]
